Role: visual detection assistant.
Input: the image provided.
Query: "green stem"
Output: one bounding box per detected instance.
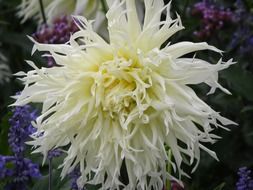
[166,149,172,190]
[101,0,108,14]
[39,0,47,24]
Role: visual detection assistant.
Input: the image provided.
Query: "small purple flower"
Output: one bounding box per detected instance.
[236,167,253,190]
[0,155,41,190]
[192,0,236,39]
[14,157,41,181]
[69,167,84,190]
[47,148,62,160]
[32,15,79,67]
[33,15,78,44]
[234,0,249,20]
[228,0,253,57]
[8,105,37,156]
[0,156,14,179]
[0,105,41,189]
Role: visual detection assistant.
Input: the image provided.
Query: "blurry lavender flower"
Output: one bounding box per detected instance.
[47,149,62,160]
[33,16,78,44]
[69,167,84,190]
[0,156,14,179]
[236,167,253,190]
[234,0,250,20]
[228,0,253,57]
[241,36,253,54]
[192,0,236,39]
[0,105,41,189]
[8,105,37,156]
[10,157,41,183]
[32,15,78,67]
[9,104,63,161]
[231,29,253,56]
[0,155,41,190]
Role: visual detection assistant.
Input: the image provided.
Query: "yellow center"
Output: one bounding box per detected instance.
[94,49,152,122]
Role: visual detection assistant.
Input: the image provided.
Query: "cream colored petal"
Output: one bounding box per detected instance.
[137,1,184,51]
[126,0,141,42]
[45,0,76,23]
[163,42,222,59]
[106,0,128,46]
[171,58,235,94]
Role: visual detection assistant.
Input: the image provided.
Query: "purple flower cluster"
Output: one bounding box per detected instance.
[69,167,85,190]
[8,105,37,156]
[47,148,62,160]
[192,0,236,39]
[32,16,79,67]
[0,156,41,190]
[229,0,253,57]
[0,105,41,189]
[1,104,64,189]
[33,16,78,44]
[231,28,253,56]
[236,167,253,190]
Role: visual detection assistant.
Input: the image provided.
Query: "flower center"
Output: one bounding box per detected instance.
[94,50,152,125]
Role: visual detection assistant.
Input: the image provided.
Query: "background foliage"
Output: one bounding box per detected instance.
[0,0,253,189]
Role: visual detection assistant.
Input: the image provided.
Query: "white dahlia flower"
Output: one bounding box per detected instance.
[13,0,236,189]
[18,0,101,24]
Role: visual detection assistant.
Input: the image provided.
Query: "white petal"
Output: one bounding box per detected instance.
[163,42,222,59]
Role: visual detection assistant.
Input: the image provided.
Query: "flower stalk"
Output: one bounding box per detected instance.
[38,0,46,24]
[166,149,172,190]
[101,0,108,14]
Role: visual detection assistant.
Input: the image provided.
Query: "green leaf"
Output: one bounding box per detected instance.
[222,65,253,102]
[241,106,253,113]
[32,169,69,190]
[242,121,253,147]
[213,183,226,190]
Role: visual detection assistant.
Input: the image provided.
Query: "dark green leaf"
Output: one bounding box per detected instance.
[222,65,253,102]
[213,183,226,190]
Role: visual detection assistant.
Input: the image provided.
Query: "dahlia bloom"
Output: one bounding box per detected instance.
[13,0,236,189]
[18,0,101,24]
